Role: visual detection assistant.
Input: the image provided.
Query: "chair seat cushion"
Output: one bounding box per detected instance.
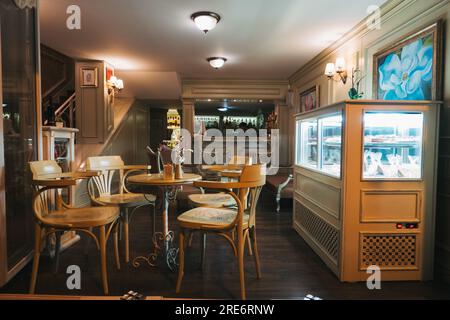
[188,193,236,208]
[96,193,156,207]
[42,206,120,229]
[178,207,249,228]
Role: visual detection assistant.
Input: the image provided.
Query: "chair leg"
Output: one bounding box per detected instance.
[188,231,194,248]
[54,231,62,274]
[200,232,206,271]
[176,230,185,294]
[84,227,93,256]
[29,223,42,294]
[123,209,130,263]
[250,227,262,279]
[99,225,109,295]
[246,232,253,257]
[113,223,121,270]
[276,194,281,213]
[238,230,246,300]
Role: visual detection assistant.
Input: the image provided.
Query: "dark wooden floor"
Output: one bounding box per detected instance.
[2,190,450,300]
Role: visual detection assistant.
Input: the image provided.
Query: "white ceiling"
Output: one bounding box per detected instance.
[39,0,387,99]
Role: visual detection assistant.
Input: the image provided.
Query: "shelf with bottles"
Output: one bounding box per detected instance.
[223,116,259,130]
[195,116,221,132]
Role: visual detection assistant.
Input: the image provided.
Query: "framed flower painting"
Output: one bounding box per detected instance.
[373,21,443,101]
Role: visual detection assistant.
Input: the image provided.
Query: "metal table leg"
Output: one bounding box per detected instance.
[133,186,179,271]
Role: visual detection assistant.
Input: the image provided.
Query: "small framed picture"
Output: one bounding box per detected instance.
[81,67,98,87]
[300,85,319,112]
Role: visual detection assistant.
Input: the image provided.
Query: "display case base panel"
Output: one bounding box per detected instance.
[293,200,340,276]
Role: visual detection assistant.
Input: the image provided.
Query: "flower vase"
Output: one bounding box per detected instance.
[175,164,184,179]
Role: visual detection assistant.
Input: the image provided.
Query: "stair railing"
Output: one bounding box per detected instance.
[54,92,76,128]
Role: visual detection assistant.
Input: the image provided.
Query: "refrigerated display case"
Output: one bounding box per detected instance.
[293,100,440,282]
[296,113,342,178]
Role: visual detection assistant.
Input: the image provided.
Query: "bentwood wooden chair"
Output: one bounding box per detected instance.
[189,155,252,208]
[29,160,120,295]
[86,156,156,267]
[176,164,266,300]
[188,156,253,262]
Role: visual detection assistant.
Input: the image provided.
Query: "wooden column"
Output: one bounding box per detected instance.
[182,99,195,134]
[275,100,290,167]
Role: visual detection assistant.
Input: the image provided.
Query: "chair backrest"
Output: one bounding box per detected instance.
[29,160,64,221]
[86,156,125,196]
[237,164,266,228]
[29,160,62,179]
[228,155,253,165]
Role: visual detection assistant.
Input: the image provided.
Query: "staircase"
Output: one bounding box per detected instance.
[53,92,76,128]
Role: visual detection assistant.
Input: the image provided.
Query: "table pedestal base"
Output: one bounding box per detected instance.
[132,231,179,271]
[132,186,179,271]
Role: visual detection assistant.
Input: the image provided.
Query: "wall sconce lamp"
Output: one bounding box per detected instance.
[107,76,124,94]
[325,58,348,84]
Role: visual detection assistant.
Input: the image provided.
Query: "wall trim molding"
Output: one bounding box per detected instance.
[288,0,447,85]
[181,79,289,100]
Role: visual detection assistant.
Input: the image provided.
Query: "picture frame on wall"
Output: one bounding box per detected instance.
[81,67,98,87]
[300,85,319,112]
[373,20,443,101]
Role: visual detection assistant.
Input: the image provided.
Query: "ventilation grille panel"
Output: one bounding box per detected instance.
[295,201,339,262]
[360,234,418,270]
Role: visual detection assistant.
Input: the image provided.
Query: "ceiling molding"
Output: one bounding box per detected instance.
[181,79,289,100]
[288,0,418,84]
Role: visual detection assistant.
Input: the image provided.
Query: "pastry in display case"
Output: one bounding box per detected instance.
[293,100,440,283]
[363,112,423,179]
[296,114,341,178]
[296,119,318,170]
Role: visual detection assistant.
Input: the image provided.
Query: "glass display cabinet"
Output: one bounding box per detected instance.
[296,113,342,177]
[293,100,440,282]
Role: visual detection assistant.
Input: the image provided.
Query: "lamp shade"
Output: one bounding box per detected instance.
[207,57,227,69]
[335,58,346,73]
[115,79,124,90]
[325,63,336,77]
[191,12,221,33]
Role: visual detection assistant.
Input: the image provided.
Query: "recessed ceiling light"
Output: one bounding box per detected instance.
[207,57,227,69]
[191,11,221,34]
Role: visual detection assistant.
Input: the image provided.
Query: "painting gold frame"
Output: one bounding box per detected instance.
[300,85,320,113]
[81,67,98,88]
[373,20,443,101]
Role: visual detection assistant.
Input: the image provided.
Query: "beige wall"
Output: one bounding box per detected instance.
[289,0,450,283]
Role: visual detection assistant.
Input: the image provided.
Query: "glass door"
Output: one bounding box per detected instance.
[363,112,424,180]
[0,0,38,280]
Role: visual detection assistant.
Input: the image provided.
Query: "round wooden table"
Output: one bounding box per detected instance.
[128,173,202,270]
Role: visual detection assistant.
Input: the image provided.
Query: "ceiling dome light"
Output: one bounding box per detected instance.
[191,11,221,33]
[207,57,227,69]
